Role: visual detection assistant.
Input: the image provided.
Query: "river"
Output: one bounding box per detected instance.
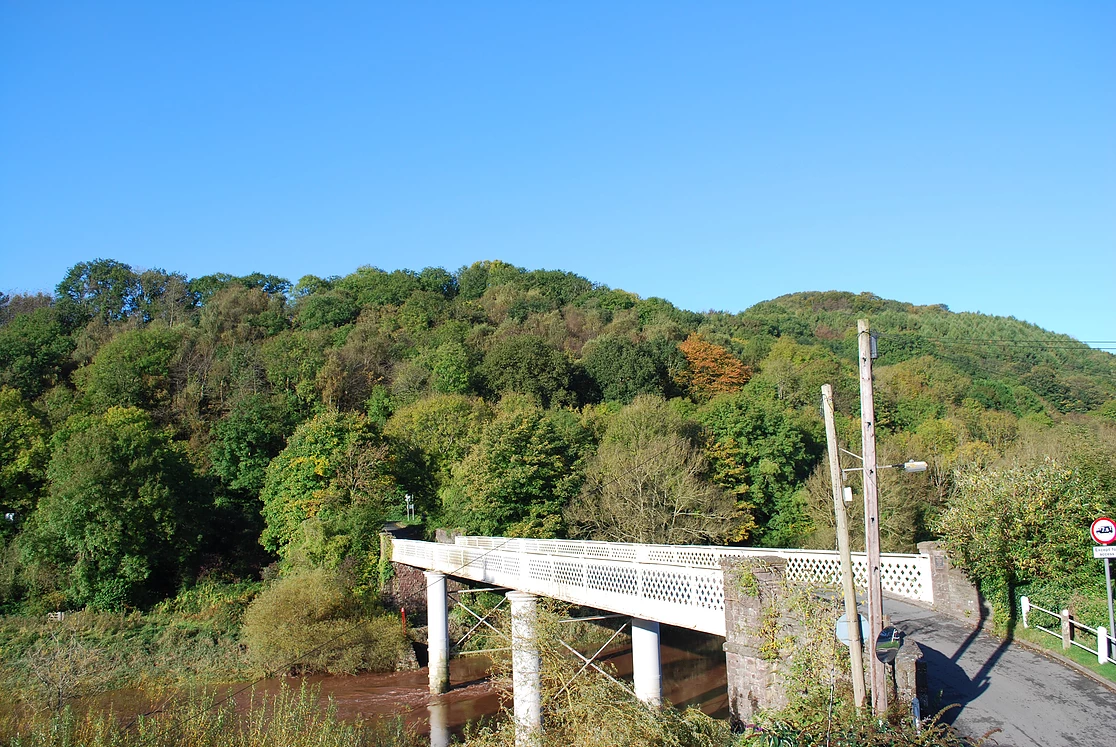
[239,624,728,741]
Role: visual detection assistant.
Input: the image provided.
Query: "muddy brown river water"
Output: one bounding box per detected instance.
[72,626,727,743]
[258,625,730,740]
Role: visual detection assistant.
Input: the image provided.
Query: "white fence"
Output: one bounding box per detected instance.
[1021,596,1114,665]
[454,536,932,603]
[392,536,933,638]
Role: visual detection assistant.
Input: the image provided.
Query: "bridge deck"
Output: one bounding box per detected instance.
[392,536,933,637]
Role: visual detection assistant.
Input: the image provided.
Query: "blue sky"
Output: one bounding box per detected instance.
[2,2,1113,343]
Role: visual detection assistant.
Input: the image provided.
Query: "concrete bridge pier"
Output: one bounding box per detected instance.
[428,697,450,747]
[631,618,662,707]
[507,591,542,746]
[425,570,450,694]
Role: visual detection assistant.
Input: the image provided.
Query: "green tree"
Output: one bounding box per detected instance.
[210,393,295,496]
[0,387,49,533]
[699,390,823,546]
[565,396,734,544]
[479,335,575,407]
[581,334,678,403]
[427,341,473,395]
[935,459,1111,621]
[23,407,203,608]
[75,326,182,416]
[296,290,360,330]
[54,258,139,324]
[334,266,421,308]
[0,307,75,400]
[259,411,398,569]
[441,397,585,536]
[190,272,290,305]
[260,330,329,410]
[383,394,490,495]
[133,268,198,324]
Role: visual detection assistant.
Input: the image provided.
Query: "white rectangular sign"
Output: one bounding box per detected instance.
[1093,545,1116,559]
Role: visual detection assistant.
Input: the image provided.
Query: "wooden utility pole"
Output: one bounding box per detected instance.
[857,319,887,713]
[822,384,866,710]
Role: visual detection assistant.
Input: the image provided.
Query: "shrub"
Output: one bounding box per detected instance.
[240,569,405,675]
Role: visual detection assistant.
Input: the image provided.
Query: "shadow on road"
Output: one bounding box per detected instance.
[919,605,1016,726]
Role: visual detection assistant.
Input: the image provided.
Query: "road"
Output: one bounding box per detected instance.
[888,599,1116,747]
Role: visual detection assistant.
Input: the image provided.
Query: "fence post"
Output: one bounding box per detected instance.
[1060,609,1072,651]
[1021,597,1030,628]
[1098,627,1109,665]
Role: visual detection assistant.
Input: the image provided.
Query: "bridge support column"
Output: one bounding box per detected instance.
[507,591,541,746]
[632,618,662,707]
[425,570,450,694]
[428,698,450,747]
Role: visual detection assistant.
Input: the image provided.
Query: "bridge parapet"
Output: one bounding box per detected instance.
[391,536,933,637]
[393,537,728,634]
[452,536,933,605]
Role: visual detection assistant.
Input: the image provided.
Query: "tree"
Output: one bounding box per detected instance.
[23,407,203,608]
[0,387,49,533]
[479,335,576,407]
[426,341,473,395]
[75,326,182,416]
[383,393,490,494]
[581,334,678,403]
[296,290,360,330]
[260,329,329,410]
[441,397,585,536]
[934,459,1111,620]
[699,390,823,546]
[133,268,197,324]
[0,307,75,400]
[54,258,140,324]
[259,411,398,568]
[190,272,290,305]
[210,393,294,496]
[675,333,751,401]
[565,396,734,544]
[334,266,421,308]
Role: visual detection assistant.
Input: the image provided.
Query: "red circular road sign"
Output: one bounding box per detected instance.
[1091,517,1116,545]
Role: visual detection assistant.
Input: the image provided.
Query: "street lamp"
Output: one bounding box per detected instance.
[841,450,928,477]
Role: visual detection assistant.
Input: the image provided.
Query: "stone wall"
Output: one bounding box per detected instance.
[721,555,792,722]
[722,556,927,726]
[917,541,993,629]
[379,531,463,622]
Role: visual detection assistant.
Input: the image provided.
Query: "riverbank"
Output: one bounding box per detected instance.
[0,581,261,711]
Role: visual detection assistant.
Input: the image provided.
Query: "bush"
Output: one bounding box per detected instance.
[240,569,405,675]
[934,459,1111,622]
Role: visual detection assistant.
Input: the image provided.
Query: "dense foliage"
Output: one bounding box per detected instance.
[1,260,1114,628]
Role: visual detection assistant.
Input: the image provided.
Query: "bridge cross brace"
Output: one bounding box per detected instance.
[450,589,510,653]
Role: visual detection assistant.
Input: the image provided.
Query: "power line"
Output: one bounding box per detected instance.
[921,337,1116,351]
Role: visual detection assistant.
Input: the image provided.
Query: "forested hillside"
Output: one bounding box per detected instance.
[2,259,1114,619]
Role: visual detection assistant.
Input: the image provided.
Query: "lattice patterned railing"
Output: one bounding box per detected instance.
[453,536,933,604]
[392,538,729,635]
[392,536,933,636]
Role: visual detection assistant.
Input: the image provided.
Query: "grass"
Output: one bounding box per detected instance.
[1014,624,1116,686]
[0,580,261,707]
[0,681,423,747]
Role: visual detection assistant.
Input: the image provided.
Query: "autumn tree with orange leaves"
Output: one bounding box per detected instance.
[675,333,752,401]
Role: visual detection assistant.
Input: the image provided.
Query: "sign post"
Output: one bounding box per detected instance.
[1091,517,1116,660]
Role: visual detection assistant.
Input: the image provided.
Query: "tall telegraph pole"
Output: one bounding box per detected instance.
[858,319,887,713]
[822,384,866,710]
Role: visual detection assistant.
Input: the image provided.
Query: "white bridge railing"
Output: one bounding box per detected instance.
[392,536,933,637]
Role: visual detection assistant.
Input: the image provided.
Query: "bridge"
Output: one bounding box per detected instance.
[392,534,934,742]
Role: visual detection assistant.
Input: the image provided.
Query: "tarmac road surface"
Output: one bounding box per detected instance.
[887,598,1116,747]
